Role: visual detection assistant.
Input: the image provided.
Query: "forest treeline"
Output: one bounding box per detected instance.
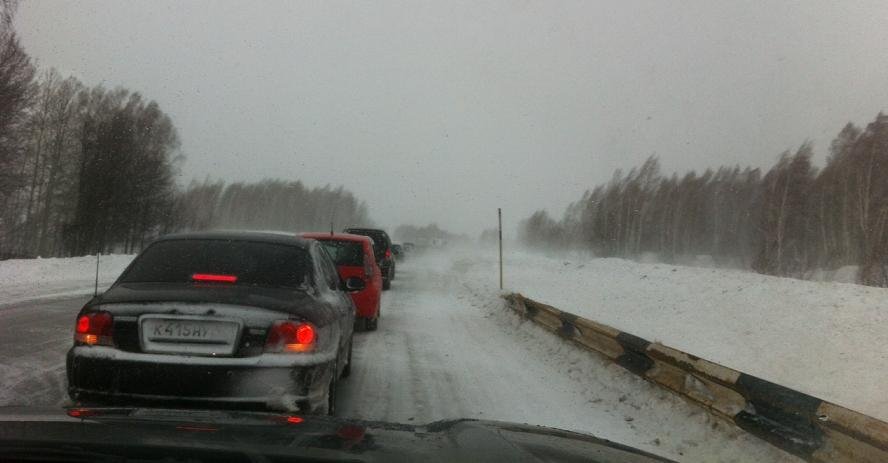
[519,113,888,286]
[174,179,371,236]
[0,3,370,258]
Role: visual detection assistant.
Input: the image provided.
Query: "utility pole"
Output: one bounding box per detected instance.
[498,208,503,290]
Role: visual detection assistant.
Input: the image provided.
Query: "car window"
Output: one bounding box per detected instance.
[120,240,311,289]
[345,230,388,257]
[318,241,364,266]
[313,244,340,290]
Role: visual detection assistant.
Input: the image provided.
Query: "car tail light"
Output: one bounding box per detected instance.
[192,273,237,283]
[74,311,114,346]
[265,321,316,353]
[67,408,101,419]
[270,415,305,425]
[385,248,392,259]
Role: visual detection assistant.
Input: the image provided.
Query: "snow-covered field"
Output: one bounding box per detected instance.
[454,247,888,423]
[0,254,134,307]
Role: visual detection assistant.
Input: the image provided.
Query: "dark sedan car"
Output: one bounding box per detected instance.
[343,227,396,290]
[66,231,361,415]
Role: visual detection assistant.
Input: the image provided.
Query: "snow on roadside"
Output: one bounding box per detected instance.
[448,247,888,423]
[457,289,798,461]
[0,254,135,307]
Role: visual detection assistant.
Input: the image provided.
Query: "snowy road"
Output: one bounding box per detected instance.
[0,294,89,407]
[0,255,799,462]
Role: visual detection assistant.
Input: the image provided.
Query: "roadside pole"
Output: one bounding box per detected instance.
[94,249,100,297]
[498,208,503,290]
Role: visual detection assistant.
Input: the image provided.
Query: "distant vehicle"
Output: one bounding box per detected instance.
[343,227,396,290]
[391,243,404,260]
[403,242,415,252]
[0,407,674,462]
[301,232,382,331]
[66,231,361,415]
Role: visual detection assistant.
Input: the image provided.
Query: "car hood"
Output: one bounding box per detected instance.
[0,407,673,463]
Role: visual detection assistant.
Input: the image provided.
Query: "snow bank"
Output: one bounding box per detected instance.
[453,248,888,423]
[0,254,135,306]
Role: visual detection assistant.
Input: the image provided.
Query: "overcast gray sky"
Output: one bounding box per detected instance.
[16,0,888,236]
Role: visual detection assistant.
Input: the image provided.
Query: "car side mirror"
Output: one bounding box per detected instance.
[344,277,365,292]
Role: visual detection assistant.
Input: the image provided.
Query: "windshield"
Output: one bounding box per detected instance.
[120,240,311,289]
[1,1,887,462]
[317,241,364,267]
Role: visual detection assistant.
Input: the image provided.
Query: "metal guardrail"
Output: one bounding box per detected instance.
[503,293,888,463]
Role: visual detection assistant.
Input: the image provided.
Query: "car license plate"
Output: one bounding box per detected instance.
[140,316,241,356]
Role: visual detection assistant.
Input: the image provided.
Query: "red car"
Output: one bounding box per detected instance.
[301,232,382,330]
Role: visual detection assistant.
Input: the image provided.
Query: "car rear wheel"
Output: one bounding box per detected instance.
[382,278,391,290]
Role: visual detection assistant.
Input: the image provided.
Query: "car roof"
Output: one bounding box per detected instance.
[344,227,388,235]
[300,232,374,244]
[154,230,313,248]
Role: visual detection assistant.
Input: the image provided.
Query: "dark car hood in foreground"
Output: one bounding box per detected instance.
[0,407,673,463]
[94,283,338,323]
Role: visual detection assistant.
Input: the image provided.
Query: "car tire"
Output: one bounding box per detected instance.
[367,304,380,331]
[382,278,391,290]
[342,337,353,378]
[326,358,339,416]
[354,317,367,332]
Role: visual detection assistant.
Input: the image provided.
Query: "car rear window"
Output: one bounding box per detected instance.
[318,240,364,266]
[345,229,388,256]
[120,239,311,288]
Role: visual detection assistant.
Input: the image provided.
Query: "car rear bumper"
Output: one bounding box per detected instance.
[67,347,335,413]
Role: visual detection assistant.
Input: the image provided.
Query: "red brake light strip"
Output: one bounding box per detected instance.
[192,273,238,283]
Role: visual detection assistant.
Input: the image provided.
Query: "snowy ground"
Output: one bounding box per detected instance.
[455,247,888,423]
[0,254,134,306]
[0,252,797,462]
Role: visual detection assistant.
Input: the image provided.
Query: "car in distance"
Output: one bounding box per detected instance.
[343,227,396,290]
[391,243,404,261]
[66,231,361,415]
[300,232,382,331]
